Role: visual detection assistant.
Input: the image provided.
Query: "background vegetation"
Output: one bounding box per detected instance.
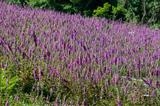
[6,0,160,28]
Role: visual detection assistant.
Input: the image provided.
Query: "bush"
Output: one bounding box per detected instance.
[93,2,126,20]
[93,2,112,18]
[112,5,126,20]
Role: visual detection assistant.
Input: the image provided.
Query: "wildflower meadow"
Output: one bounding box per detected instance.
[0,1,160,105]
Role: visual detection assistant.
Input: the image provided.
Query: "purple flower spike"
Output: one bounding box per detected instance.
[151,90,156,97]
[5,100,9,106]
[116,99,122,106]
[151,68,160,77]
[143,78,152,87]
[49,67,60,78]
[33,68,38,80]
[111,73,119,85]
[71,30,77,40]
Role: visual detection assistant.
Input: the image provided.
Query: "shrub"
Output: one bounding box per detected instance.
[93,2,126,20]
[93,2,112,18]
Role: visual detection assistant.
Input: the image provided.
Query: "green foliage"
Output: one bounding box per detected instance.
[28,0,49,8]
[124,0,160,25]
[83,10,93,16]
[93,3,112,18]
[93,2,126,20]
[70,0,81,4]
[7,0,20,4]
[153,24,160,29]
[16,58,35,94]
[0,67,20,95]
[112,5,126,20]
[61,4,79,13]
[0,94,50,106]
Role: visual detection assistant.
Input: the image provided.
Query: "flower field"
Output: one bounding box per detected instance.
[0,2,160,105]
